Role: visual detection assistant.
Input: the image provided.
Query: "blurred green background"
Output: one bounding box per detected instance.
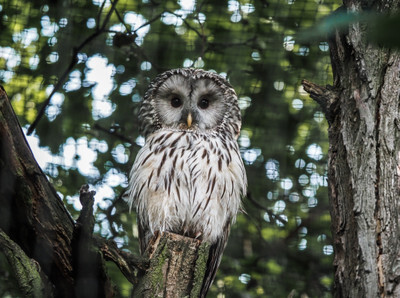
[0,0,339,296]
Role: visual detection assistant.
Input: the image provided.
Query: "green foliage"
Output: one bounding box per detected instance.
[299,9,400,49]
[0,0,341,296]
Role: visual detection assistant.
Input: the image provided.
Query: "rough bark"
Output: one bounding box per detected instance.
[0,86,211,297]
[71,185,115,298]
[302,1,400,296]
[132,232,209,298]
[0,86,76,296]
[0,228,54,297]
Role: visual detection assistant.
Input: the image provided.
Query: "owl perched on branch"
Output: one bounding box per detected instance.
[128,68,247,296]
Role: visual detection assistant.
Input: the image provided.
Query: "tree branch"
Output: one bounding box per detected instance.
[27,0,120,135]
[132,231,209,297]
[301,79,339,124]
[96,237,148,285]
[246,191,288,225]
[72,185,115,298]
[92,123,136,145]
[0,228,53,297]
[0,87,116,297]
[0,86,77,296]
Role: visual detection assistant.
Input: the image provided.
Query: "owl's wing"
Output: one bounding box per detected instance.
[200,221,231,297]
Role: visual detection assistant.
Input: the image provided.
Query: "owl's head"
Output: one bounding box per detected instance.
[138,68,242,138]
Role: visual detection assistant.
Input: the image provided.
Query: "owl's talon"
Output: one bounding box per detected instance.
[194,231,202,239]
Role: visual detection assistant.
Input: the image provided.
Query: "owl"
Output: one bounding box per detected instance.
[128,68,247,296]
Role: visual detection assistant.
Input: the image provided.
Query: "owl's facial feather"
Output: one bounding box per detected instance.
[153,74,228,131]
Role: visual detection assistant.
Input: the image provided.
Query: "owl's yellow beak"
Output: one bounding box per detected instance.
[187,112,192,128]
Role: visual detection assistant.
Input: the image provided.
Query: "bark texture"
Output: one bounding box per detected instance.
[0,86,76,296]
[0,86,211,296]
[303,1,400,296]
[132,232,209,298]
[0,228,53,297]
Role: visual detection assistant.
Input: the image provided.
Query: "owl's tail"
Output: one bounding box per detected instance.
[200,222,230,297]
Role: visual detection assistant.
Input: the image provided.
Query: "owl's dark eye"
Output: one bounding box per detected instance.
[170,97,182,108]
[198,98,209,109]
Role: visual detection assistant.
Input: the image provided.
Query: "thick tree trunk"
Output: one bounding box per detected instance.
[0,86,210,297]
[0,86,76,296]
[303,1,400,296]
